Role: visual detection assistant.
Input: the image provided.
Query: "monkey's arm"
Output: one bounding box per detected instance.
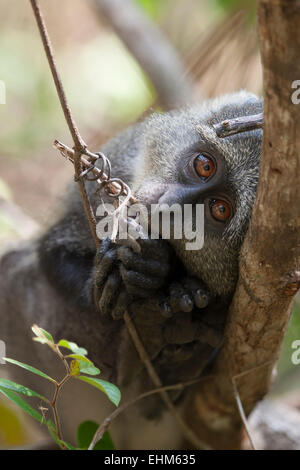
[38,211,97,311]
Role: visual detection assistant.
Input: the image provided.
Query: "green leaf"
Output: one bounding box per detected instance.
[32,325,54,344]
[77,420,115,450]
[59,440,77,450]
[0,378,48,402]
[77,420,97,449]
[4,358,55,383]
[94,431,115,450]
[77,362,100,376]
[76,376,121,407]
[47,420,62,448]
[46,420,74,450]
[58,340,87,356]
[66,355,100,375]
[33,337,49,345]
[47,419,57,434]
[70,360,81,376]
[47,421,78,450]
[0,386,43,423]
[66,354,92,362]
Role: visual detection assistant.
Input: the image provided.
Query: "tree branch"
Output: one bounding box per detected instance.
[214,113,263,138]
[30,0,86,152]
[188,0,300,449]
[91,0,195,109]
[89,375,213,450]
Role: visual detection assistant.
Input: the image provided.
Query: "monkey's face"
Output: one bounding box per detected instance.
[133,91,262,296]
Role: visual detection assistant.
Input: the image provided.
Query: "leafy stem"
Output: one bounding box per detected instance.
[51,372,71,448]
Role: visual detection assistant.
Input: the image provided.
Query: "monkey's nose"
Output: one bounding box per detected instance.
[158,184,204,206]
[135,182,167,206]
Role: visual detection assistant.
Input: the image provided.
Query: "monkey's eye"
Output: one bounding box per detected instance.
[194,154,215,180]
[210,199,231,222]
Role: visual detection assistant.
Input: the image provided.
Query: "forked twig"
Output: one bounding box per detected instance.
[54,140,137,205]
[30,0,209,450]
[88,375,214,450]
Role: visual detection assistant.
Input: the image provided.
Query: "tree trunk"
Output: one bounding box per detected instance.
[188,0,300,450]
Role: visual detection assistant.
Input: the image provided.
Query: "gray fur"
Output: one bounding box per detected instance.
[93,90,262,296]
[0,91,262,449]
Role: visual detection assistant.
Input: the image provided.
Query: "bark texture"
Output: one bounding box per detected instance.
[188,0,300,449]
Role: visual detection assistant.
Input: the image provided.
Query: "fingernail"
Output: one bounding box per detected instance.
[195,290,209,308]
[159,301,173,318]
[180,294,193,312]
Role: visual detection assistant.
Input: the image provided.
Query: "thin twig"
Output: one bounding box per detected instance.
[214,112,263,138]
[74,148,99,246]
[29,0,86,152]
[232,361,273,382]
[230,361,273,450]
[123,313,211,450]
[29,0,100,245]
[231,379,256,450]
[51,374,71,447]
[30,0,205,449]
[89,375,214,450]
[53,140,137,205]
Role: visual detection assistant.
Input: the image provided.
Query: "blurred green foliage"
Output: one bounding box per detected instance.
[277,301,300,376]
[0,29,153,157]
[216,0,254,11]
[0,401,27,446]
[215,0,256,22]
[134,0,165,20]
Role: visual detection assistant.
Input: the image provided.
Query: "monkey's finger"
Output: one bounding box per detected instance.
[158,300,173,318]
[97,238,114,261]
[111,289,132,320]
[169,283,194,313]
[137,238,171,262]
[117,246,169,278]
[182,277,211,309]
[95,248,118,287]
[98,270,122,316]
[119,264,163,295]
[193,289,210,309]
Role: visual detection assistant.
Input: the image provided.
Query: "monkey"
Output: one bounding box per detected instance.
[0,91,262,449]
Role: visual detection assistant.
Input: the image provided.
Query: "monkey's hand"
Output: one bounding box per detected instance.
[155,277,224,382]
[94,237,171,319]
[129,276,222,362]
[121,280,226,419]
[157,276,211,318]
